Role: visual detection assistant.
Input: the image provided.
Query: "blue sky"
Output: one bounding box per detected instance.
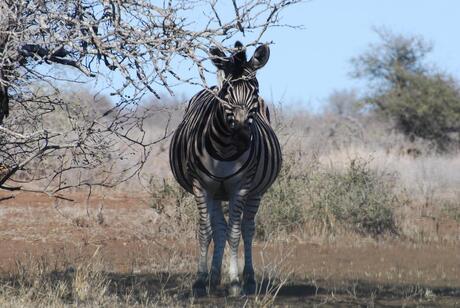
[232,0,460,109]
[66,1,460,110]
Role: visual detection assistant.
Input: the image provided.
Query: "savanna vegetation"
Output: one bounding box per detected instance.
[1,3,460,305]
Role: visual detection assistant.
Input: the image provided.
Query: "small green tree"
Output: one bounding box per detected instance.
[351,29,460,151]
[383,72,460,149]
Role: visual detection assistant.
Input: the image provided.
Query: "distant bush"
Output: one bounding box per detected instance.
[441,201,460,223]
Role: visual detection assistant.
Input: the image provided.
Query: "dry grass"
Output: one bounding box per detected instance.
[1,242,458,307]
[2,105,460,306]
[0,240,300,307]
[0,243,196,307]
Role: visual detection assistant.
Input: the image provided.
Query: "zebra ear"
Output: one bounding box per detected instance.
[232,41,247,66]
[210,47,229,71]
[250,44,270,70]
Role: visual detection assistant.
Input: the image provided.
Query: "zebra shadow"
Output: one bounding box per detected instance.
[102,271,324,306]
[105,271,320,299]
[111,272,436,307]
[3,269,459,305]
[106,273,460,305]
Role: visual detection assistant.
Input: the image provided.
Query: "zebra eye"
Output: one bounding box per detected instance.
[227,115,236,128]
[248,117,254,125]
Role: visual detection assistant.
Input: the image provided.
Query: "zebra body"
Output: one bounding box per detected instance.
[169,42,281,296]
[171,88,278,199]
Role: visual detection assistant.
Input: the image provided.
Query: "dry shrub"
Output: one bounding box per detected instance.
[0,250,109,307]
[256,152,310,240]
[253,240,294,307]
[0,245,196,307]
[148,177,197,236]
[256,153,400,239]
[307,158,400,237]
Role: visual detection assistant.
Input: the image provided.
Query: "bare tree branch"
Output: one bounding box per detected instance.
[0,0,301,197]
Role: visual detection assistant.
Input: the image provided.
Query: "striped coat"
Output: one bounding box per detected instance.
[170,86,281,200]
[169,41,281,296]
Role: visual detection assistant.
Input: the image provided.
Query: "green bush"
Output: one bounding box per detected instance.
[256,153,309,240]
[307,159,399,236]
[149,156,400,240]
[256,155,400,239]
[381,72,460,150]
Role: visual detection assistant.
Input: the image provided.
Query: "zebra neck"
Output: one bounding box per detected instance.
[205,108,250,161]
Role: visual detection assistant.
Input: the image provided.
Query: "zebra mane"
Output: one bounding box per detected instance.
[210,41,270,89]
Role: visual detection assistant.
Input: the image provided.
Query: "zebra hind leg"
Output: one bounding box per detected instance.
[241,196,261,295]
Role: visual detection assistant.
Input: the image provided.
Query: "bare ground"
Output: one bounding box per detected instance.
[1,191,460,306]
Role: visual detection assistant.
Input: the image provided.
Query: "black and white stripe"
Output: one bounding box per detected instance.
[169,41,281,296]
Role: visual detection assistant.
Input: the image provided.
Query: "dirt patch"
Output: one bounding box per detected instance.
[1,191,460,306]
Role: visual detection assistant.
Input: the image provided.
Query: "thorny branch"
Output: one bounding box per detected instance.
[0,0,300,197]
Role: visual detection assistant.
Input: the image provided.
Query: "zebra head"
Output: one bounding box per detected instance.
[210,41,270,148]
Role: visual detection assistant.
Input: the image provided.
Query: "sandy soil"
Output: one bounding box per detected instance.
[1,191,459,306]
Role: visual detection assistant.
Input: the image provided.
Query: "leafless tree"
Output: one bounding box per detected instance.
[0,0,300,198]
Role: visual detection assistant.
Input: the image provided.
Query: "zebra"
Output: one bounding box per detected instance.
[169,41,282,297]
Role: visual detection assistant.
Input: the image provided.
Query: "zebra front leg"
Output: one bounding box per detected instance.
[192,181,227,296]
[192,183,212,297]
[208,199,226,292]
[241,196,261,295]
[227,193,245,296]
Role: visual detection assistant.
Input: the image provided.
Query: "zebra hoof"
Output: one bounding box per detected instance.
[192,280,208,297]
[243,277,256,295]
[243,268,256,295]
[192,273,208,297]
[228,281,241,297]
[207,270,221,295]
[209,270,221,286]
